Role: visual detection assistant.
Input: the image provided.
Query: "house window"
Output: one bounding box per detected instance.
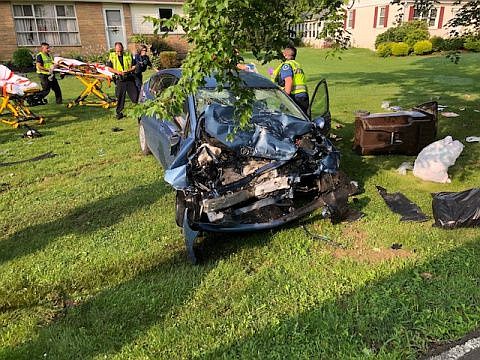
[159,8,173,32]
[414,8,438,27]
[378,6,386,27]
[12,4,80,46]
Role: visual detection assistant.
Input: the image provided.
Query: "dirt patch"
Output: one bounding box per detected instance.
[332,225,413,264]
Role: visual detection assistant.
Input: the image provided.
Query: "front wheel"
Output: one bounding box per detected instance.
[175,191,186,227]
[138,122,151,155]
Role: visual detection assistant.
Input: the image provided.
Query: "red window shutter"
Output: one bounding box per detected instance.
[344,10,347,29]
[438,6,445,28]
[352,9,356,29]
[373,6,378,28]
[408,5,414,21]
[384,5,389,27]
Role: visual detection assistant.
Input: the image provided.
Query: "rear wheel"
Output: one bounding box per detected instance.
[138,122,151,155]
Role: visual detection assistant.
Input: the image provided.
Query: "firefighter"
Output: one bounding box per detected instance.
[36,42,62,104]
[106,42,138,120]
[272,46,309,114]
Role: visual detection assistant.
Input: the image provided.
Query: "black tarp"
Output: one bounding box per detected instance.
[376,186,429,222]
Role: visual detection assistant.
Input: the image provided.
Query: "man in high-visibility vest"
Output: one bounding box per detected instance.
[106,42,138,120]
[36,42,62,104]
[272,46,309,114]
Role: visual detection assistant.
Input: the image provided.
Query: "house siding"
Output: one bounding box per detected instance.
[0,2,17,61]
[0,0,186,62]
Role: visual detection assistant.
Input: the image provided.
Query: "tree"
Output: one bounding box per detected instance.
[135,0,347,129]
[136,0,478,124]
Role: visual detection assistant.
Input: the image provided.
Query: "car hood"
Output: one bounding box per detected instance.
[204,103,313,160]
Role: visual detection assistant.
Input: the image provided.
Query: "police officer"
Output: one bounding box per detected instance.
[106,42,138,120]
[272,46,309,114]
[134,45,152,92]
[36,42,62,104]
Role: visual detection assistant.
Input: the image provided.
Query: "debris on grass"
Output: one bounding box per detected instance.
[466,136,480,143]
[391,243,403,250]
[441,112,460,117]
[376,185,429,222]
[397,162,413,175]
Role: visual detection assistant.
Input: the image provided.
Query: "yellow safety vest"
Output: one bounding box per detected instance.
[272,59,308,95]
[108,51,133,72]
[36,52,53,75]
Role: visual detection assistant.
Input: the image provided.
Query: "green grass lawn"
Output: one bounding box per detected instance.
[0,48,479,359]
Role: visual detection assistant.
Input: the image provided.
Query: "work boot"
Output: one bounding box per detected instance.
[116,113,125,120]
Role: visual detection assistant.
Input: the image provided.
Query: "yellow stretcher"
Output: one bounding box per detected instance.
[0,88,45,128]
[55,63,117,109]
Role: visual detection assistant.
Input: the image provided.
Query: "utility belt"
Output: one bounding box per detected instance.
[113,72,135,83]
[291,84,307,95]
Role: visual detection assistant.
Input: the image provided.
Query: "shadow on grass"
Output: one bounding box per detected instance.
[2,232,478,358]
[198,239,480,359]
[0,252,215,360]
[0,180,170,265]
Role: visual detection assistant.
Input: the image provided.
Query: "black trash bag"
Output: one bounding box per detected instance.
[432,188,480,229]
[376,185,429,222]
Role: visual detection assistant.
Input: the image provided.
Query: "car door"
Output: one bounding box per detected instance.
[141,74,184,168]
[308,79,331,135]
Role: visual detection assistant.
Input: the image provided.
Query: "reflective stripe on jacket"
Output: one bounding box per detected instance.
[108,52,133,72]
[36,52,53,75]
[271,59,308,95]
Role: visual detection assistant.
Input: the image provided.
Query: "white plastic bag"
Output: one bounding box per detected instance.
[413,136,464,183]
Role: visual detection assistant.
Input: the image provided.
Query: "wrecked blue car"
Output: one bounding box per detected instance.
[139,69,358,262]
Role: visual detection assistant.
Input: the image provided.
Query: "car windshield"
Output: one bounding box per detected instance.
[195,88,307,120]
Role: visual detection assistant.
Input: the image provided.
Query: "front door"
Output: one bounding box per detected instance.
[103,6,126,49]
[308,78,331,135]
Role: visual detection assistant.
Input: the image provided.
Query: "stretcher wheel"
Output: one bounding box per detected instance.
[39,118,45,125]
[67,103,74,109]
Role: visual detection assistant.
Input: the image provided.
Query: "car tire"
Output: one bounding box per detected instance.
[175,190,186,227]
[138,122,151,155]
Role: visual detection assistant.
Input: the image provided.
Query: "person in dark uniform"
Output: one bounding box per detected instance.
[134,45,152,91]
[106,42,138,120]
[36,42,62,104]
[271,46,309,114]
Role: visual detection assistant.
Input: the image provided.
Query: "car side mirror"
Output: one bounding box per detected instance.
[313,116,326,129]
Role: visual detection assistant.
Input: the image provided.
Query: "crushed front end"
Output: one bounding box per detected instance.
[175,103,359,242]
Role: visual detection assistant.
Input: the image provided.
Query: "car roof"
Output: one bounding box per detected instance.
[156,68,277,89]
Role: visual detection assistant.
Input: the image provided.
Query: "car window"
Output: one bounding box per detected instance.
[195,88,307,120]
[149,74,177,97]
[172,100,190,135]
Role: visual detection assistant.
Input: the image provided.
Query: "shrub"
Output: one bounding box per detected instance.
[464,39,480,52]
[376,42,393,57]
[159,51,178,68]
[12,48,34,70]
[65,52,83,61]
[83,51,110,63]
[430,36,445,52]
[375,20,429,49]
[391,42,410,56]
[405,27,430,47]
[150,36,173,56]
[442,37,464,51]
[413,40,433,55]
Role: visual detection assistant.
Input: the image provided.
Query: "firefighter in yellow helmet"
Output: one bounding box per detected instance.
[106,42,138,120]
[36,42,62,104]
[271,46,309,114]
